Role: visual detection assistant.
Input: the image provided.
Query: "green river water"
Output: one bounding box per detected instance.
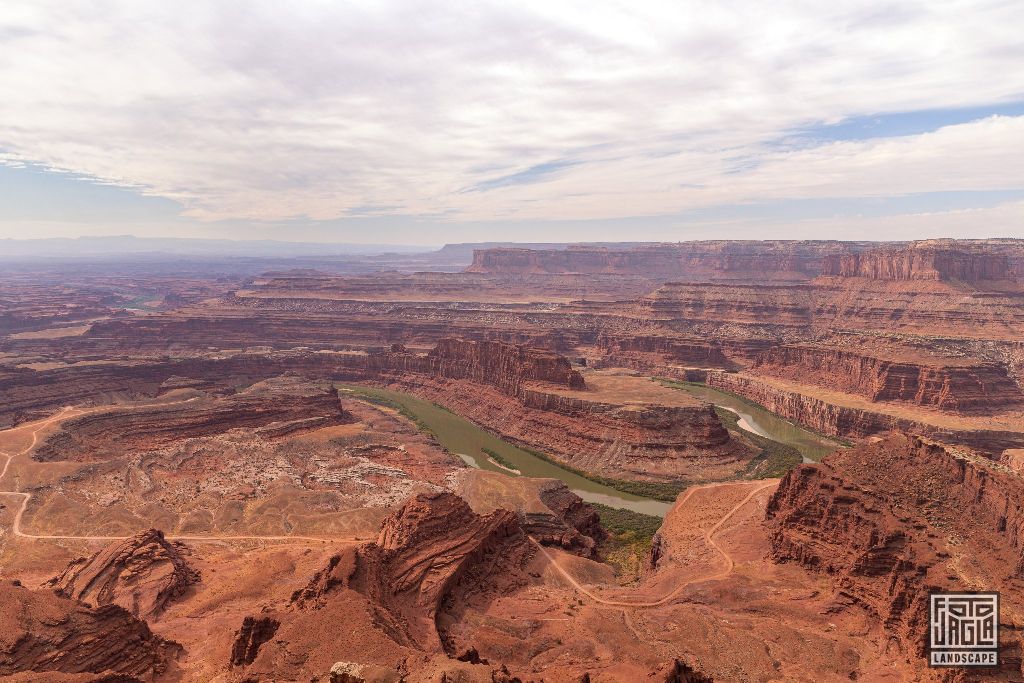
[339,382,844,518]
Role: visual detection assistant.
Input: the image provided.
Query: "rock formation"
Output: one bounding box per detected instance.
[230,616,280,667]
[453,470,605,557]
[751,343,1024,412]
[293,491,530,651]
[821,245,1011,282]
[706,370,1024,455]
[230,492,534,680]
[766,434,1024,675]
[33,376,349,462]
[0,580,181,680]
[47,528,199,619]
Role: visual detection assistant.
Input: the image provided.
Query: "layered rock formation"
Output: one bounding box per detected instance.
[363,340,738,481]
[231,492,535,680]
[596,333,731,369]
[292,491,530,651]
[47,529,199,619]
[33,376,349,462]
[417,337,586,393]
[821,245,1011,282]
[707,370,1024,454]
[453,470,605,557]
[751,343,1024,412]
[0,580,181,680]
[766,434,1024,675]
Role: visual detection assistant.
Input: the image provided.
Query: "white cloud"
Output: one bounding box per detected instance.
[0,0,1023,232]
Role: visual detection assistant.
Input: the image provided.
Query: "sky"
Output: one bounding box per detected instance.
[1,1,1023,245]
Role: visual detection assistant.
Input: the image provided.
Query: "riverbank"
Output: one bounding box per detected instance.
[659,378,848,462]
[338,381,811,516]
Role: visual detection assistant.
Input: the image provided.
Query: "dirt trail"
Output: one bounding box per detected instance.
[531,480,777,609]
[0,404,358,545]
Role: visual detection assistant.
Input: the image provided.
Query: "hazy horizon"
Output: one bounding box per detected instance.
[2,2,1023,244]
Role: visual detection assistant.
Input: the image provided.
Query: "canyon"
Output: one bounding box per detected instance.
[1,237,1023,680]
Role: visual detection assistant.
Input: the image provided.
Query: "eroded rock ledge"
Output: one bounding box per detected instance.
[0,580,181,680]
[766,434,1024,673]
[47,528,199,619]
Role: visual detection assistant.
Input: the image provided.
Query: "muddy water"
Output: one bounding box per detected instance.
[339,385,672,517]
[666,382,844,462]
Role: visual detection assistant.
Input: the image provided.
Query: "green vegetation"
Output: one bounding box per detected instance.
[591,502,662,538]
[514,444,687,502]
[480,447,520,472]
[659,377,853,447]
[341,383,685,503]
[711,405,802,478]
[591,502,662,583]
[342,387,440,437]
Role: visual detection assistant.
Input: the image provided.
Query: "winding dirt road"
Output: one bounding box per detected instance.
[0,404,353,545]
[531,479,778,609]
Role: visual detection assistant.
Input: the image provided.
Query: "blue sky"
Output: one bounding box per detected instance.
[1,1,1023,244]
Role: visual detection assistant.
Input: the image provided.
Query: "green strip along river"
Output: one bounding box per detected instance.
[339,382,844,519]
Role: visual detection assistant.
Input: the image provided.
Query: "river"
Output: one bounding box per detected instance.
[664,381,844,463]
[339,382,843,518]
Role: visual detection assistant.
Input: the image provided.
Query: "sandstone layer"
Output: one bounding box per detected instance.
[47,528,200,619]
[0,580,181,680]
[767,434,1024,678]
[232,492,536,679]
[751,343,1024,412]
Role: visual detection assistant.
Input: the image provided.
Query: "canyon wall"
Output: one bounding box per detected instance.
[596,333,731,368]
[0,580,182,679]
[421,338,586,393]
[821,246,1011,282]
[766,434,1024,672]
[752,344,1024,412]
[706,371,1024,454]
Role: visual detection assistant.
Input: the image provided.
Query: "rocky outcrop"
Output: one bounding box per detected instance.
[597,334,730,368]
[453,471,605,557]
[662,659,715,682]
[228,493,536,679]
[421,338,586,393]
[766,434,1024,671]
[291,492,532,651]
[33,376,349,462]
[706,371,1024,454]
[230,616,280,667]
[822,245,1011,282]
[751,344,1024,412]
[47,529,199,619]
[535,481,606,550]
[329,660,402,682]
[0,580,180,679]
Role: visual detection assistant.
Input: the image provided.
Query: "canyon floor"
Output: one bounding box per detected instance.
[2,238,1024,681]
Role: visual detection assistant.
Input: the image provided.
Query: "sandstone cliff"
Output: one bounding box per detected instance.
[422,338,586,394]
[821,245,1011,282]
[766,434,1024,675]
[293,491,530,651]
[0,580,181,680]
[33,376,349,462]
[232,493,534,680]
[752,344,1024,412]
[707,371,1024,455]
[47,529,199,619]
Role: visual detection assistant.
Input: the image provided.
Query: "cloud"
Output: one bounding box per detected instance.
[0,0,1022,237]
